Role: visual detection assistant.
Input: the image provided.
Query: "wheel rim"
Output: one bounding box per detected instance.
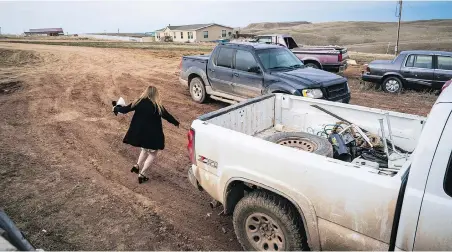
[245,213,285,251]
[385,79,400,93]
[276,137,317,152]
[306,64,317,69]
[191,81,203,100]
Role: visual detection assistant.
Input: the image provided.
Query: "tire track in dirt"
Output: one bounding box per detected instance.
[0,43,241,250]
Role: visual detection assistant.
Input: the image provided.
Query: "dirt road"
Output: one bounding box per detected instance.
[0,42,436,250]
[0,42,239,250]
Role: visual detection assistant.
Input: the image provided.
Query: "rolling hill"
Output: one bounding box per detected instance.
[239,19,452,54]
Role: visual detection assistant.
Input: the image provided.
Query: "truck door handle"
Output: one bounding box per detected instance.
[209,68,215,72]
[402,71,411,73]
[233,73,239,77]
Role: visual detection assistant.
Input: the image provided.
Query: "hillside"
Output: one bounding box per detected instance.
[239,19,452,54]
[243,21,311,30]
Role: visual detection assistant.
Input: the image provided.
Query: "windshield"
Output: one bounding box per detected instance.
[256,48,303,71]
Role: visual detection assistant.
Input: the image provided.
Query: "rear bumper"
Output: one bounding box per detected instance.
[188,165,202,191]
[323,63,348,73]
[179,77,189,88]
[361,73,383,83]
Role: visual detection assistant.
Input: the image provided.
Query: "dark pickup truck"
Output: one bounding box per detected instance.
[179,42,350,104]
[362,50,452,93]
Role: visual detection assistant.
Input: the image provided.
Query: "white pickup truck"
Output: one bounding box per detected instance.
[187,88,452,250]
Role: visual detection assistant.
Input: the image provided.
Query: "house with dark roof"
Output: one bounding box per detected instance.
[24,28,64,36]
[155,23,233,42]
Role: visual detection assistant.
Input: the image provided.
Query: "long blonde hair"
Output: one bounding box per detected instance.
[132,86,163,114]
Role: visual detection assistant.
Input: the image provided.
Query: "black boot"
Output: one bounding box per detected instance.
[131,164,139,174]
[138,174,149,184]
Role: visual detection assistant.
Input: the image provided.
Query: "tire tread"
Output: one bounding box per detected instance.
[233,190,307,251]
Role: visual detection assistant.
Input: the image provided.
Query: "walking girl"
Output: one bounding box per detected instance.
[113,86,179,184]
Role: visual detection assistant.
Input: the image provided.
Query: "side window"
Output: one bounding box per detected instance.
[438,56,452,71]
[216,48,234,68]
[405,55,415,67]
[414,55,433,69]
[285,37,298,49]
[257,37,272,44]
[235,50,258,72]
[406,55,433,69]
[444,152,452,197]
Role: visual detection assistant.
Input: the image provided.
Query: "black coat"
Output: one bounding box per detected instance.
[114,99,179,150]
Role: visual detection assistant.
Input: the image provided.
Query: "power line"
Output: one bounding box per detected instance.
[395,0,403,56]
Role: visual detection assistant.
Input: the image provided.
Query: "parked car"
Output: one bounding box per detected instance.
[251,34,349,72]
[187,87,452,250]
[362,50,452,93]
[179,42,350,104]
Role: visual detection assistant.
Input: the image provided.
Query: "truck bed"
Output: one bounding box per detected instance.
[199,94,425,171]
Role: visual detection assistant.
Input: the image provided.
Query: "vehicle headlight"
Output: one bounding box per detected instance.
[301,89,323,98]
[346,82,350,93]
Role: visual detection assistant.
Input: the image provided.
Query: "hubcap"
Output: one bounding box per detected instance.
[191,81,203,100]
[246,213,285,251]
[276,137,317,152]
[385,79,400,93]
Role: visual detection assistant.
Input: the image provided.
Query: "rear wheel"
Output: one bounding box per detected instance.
[189,77,207,103]
[233,191,306,251]
[382,76,403,93]
[304,62,320,69]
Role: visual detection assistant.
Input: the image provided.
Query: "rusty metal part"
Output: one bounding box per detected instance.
[245,213,285,251]
[276,137,317,152]
[310,104,408,153]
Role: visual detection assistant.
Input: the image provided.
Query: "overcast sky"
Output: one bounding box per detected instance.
[1,1,452,34]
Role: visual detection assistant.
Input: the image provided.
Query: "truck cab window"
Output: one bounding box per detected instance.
[444,152,452,197]
[235,50,258,72]
[257,37,272,44]
[216,48,234,68]
[284,37,298,49]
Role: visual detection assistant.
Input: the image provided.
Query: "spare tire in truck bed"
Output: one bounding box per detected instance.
[265,132,333,158]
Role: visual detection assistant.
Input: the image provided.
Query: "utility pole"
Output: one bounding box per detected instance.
[395,0,403,56]
[0,27,2,35]
[117,28,119,34]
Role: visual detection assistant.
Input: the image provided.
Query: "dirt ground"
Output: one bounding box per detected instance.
[0,42,436,250]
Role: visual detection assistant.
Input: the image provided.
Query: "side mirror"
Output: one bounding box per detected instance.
[248,66,261,74]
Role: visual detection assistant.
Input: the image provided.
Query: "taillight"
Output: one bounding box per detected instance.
[187,129,196,164]
[338,53,342,62]
[179,58,183,70]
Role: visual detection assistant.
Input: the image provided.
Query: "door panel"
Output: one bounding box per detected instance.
[208,47,234,94]
[232,50,263,98]
[401,55,434,86]
[414,112,452,250]
[434,56,452,89]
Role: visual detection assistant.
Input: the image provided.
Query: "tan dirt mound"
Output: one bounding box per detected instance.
[0,49,42,67]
